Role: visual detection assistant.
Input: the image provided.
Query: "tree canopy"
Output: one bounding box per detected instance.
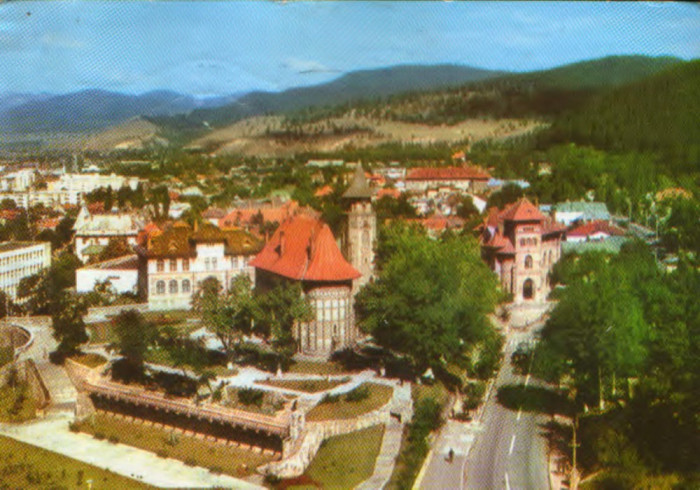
[355,223,502,374]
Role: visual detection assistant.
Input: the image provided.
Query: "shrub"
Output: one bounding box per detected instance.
[68,422,80,433]
[321,393,341,404]
[93,432,105,440]
[184,457,197,467]
[237,388,264,407]
[345,385,370,403]
[209,466,223,475]
[155,448,170,459]
[108,435,119,444]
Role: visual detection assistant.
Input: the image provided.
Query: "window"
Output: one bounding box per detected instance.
[156,259,164,272]
[182,258,190,271]
[524,255,533,269]
[155,280,165,295]
[182,279,191,293]
[520,239,526,247]
[169,259,177,271]
[169,280,178,294]
[205,258,211,271]
[211,258,217,270]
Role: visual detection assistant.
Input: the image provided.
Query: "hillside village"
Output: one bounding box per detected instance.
[0,8,698,489]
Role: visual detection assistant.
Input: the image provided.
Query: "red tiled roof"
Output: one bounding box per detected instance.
[499,198,545,222]
[37,217,60,230]
[405,166,491,182]
[568,220,624,238]
[314,185,333,197]
[376,188,401,200]
[219,201,298,228]
[250,214,360,283]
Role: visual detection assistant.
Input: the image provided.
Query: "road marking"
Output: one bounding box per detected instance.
[524,374,531,387]
[509,434,516,455]
[505,471,511,490]
[516,408,522,421]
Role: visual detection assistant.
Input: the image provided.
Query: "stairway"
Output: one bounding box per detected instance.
[35,360,78,414]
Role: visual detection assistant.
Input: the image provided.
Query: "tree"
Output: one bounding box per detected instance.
[486,183,525,209]
[254,280,313,368]
[111,309,157,378]
[51,292,89,359]
[355,223,502,374]
[96,237,132,263]
[456,195,479,219]
[192,275,258,362]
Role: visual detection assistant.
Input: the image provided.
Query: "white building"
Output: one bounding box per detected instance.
[136,222,264,311]
[47,173,141,206]
[0,169,36,192]
[73,207,144,263]
[0,242,51,302]
[76,254,139,295]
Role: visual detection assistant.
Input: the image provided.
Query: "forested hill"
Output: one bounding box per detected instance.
[149,64,505,134]
[331,55,683,125]
[543,59,700,160]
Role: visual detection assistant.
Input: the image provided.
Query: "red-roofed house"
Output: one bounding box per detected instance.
[567,220,625,243]
[481,198,565,303]
[251,213,361,356]
[219,200,298,232]
[405,165,491,194]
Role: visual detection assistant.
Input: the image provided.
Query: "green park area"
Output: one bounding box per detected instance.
[258,378,349,393]
[305,383,393,422]
[283,425,384,489]
[0,434,152,489]
[70,352,108,369]
[73,412,274,478]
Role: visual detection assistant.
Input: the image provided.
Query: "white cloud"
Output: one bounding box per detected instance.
[283,57,338,74]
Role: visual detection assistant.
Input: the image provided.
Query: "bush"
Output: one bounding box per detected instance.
[68,422,79,433]
[345,385,370,403]
[184,457,197,467]
[237,388,264,407]
[93,432,106,440]
[209,466,223,475]
[155,448,170,459]
[108,435,119,444]
[321,393,341,404]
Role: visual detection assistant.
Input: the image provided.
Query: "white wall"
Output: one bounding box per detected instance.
[76,268,138,294]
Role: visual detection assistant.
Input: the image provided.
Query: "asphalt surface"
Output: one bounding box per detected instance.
[464,328,550,490]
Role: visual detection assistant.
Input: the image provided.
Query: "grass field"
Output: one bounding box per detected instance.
[0,434,152,489]
[305,383,393,422]
[287,360,347,375]
[257,378,349,393]
[74,412,274,478]
[70,353,108,368]
[284,425,385,489]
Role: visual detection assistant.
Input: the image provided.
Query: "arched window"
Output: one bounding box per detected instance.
[182,279,191,293]
[169,280,178,294]
[169,259,177,271]
[523,279,534,300]
[520,239,526,247]
[155,280,165,295]
[156,259,164,272]
[524,255,533,269]
[182,258,190,271]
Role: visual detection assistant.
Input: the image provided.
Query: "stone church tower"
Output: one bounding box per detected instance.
[342,164,376,291]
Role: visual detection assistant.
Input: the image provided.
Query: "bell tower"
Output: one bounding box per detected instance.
[342,164,376,291]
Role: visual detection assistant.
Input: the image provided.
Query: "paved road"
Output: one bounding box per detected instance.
[464,327,549,490]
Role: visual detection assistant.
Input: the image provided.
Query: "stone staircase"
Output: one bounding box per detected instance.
[35,360,77,414]
[355,417,404,490]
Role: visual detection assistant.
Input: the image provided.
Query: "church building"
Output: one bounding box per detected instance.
[480,198,565,303]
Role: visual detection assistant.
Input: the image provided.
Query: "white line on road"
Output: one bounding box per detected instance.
[505,472,511,490]
[508,434,516,455]
[516,408,522,421]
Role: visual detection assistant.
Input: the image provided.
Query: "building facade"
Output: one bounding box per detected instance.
[480,199,565,304]
[73,206,144,263]
[76,254,139,295]
[251,213,361,357]
[47,172,141,206]
[404,166,491,194]
[0,242,51,302]
[136,222,263,311]
[342,165,376,291]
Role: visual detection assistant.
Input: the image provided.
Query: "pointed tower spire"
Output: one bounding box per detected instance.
[342,164,372,200]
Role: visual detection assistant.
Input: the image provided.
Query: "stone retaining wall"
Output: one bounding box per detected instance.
[260,388,394,479]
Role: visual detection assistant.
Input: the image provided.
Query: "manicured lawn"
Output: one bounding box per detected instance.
[286,425,384,489]
[74,412,274,478]
[0,434,152,489]
[70,352,108,368]
[412,381,449,407]
[306,383,393,422]
[257,378,349,393]
[287,360,347,375]
[0,384,36,423]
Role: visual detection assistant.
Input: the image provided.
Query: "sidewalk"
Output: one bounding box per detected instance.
[0,412,262,489]
[355,417,404,490]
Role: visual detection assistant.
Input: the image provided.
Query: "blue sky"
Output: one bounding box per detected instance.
[0,1,698,97]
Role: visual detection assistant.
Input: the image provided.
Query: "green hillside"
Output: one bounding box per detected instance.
[149,64,505,136]
[348,55,683,125]
[543,59,700,159]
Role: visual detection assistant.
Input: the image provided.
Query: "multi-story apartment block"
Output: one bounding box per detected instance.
[404,166,491,195]
[47,173,141,206]
[0,242,51,302]
[136,222,264,311]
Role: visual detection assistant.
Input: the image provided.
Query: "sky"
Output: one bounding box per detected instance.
[0,1,698,97]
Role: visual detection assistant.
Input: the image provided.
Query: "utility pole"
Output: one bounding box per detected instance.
[570,414,580,490]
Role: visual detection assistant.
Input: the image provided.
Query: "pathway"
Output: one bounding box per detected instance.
[0,412,262,489]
